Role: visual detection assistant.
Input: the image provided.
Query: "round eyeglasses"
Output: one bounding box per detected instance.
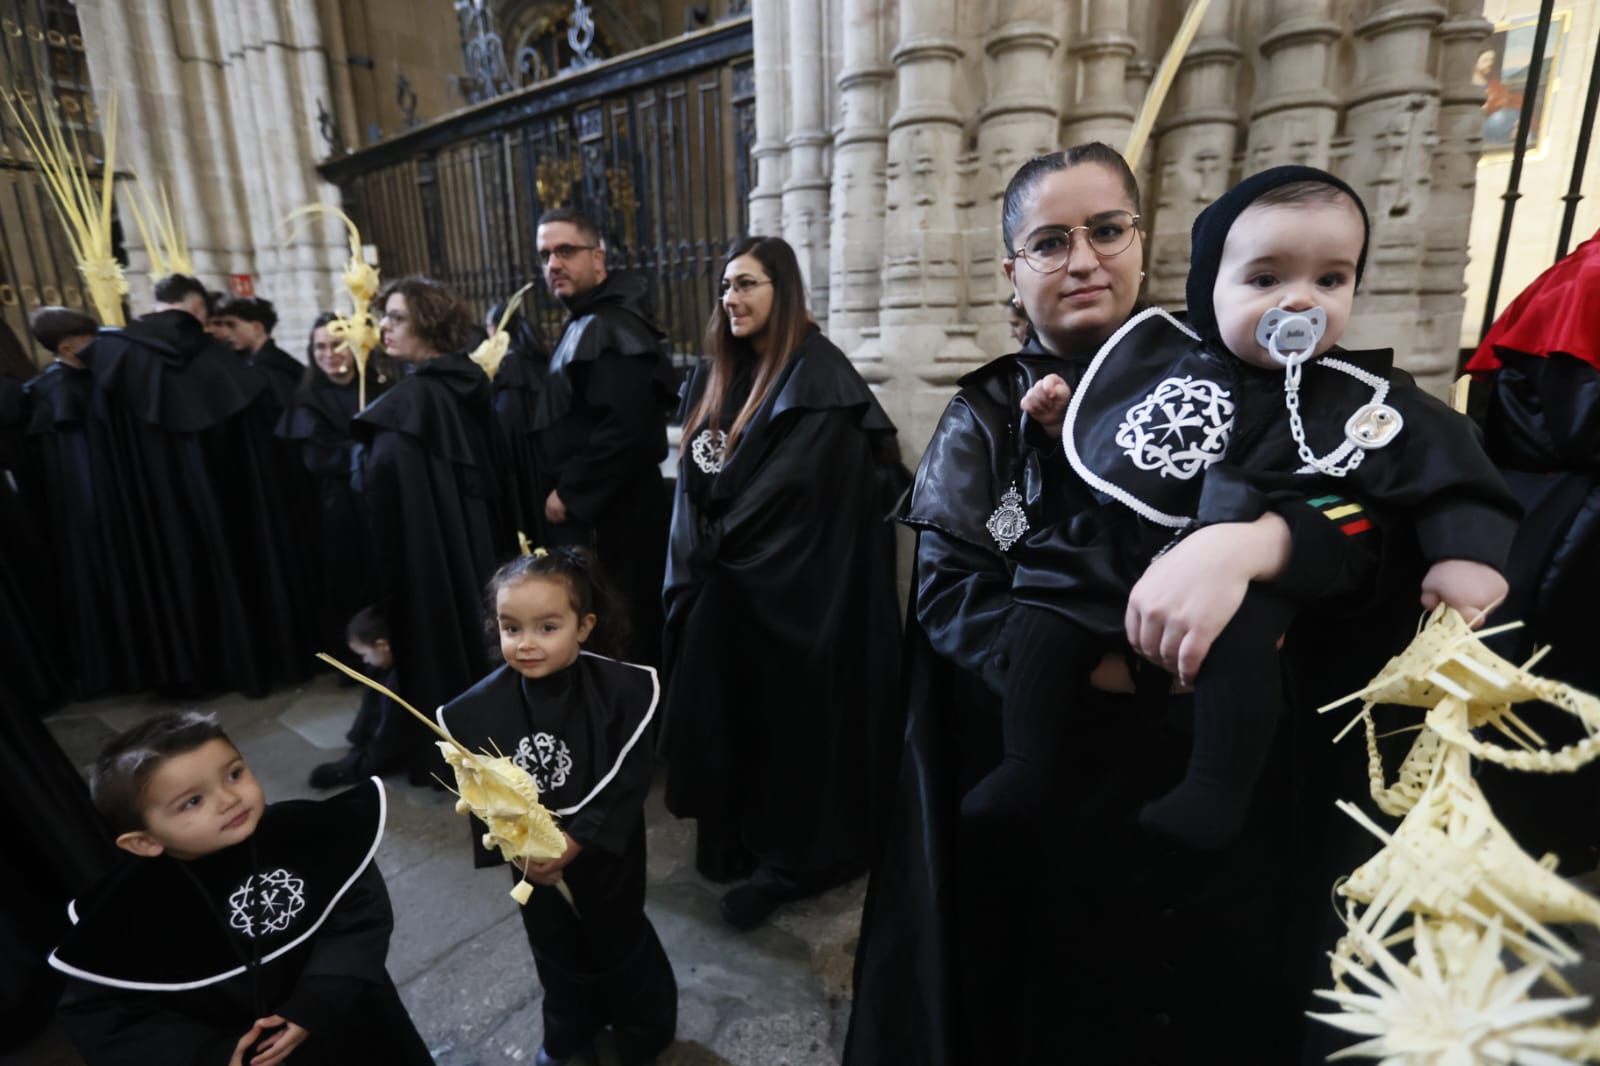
[1010,212,1140,274]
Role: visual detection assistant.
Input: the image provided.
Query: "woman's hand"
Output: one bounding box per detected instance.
[1125,513,1291,686]
[515,833,582,886]
[1420,558,1508,628]
[1020,374,1072,438]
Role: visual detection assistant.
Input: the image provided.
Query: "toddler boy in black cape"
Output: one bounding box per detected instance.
[49,712,433,1066]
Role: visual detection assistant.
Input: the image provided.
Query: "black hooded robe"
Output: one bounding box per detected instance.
[277,371,385,664]
[490,342,552,547]
[535,273,678,667]
[0,670,112,1051]
[21,361,141,697]
[1,371,68,710]
[844,345,1407,1066]
[246,340,304,416]
[438,655,676,1065]
[354,352,505,776]
[50,779,432,1066]
[76,311,318,696]
[661,328,908,887]
[1466,348,1600,873]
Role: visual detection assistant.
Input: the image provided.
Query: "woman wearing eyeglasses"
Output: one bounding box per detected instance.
[352,276,507,785]
[846,145,1374,1064]
[660,236,910,930]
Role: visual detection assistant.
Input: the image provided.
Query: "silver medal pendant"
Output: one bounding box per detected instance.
[986,482,1029,552]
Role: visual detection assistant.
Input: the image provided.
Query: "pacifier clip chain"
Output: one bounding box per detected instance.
[1258,308,1402,478]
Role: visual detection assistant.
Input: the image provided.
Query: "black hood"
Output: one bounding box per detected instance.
[1185,165,1369,349]
[562,271,661,333]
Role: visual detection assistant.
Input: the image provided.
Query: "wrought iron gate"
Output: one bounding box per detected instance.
[0,0,113,367]
[320,18,754,359]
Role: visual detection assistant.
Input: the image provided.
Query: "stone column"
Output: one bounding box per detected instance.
[877,0,974,451]
[1245,0,1341,171]
[826,0,894,367]
[781,0,832,319]
[1146,0,1240,308]
[1418,0,1493,390]
[77,0,349,340]
[1341,0,1447,388]
[747,0,788,236]
[970,0,1061,357]
[1059,0,1137,149]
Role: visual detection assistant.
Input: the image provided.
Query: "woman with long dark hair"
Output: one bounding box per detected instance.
[660,236,909,930]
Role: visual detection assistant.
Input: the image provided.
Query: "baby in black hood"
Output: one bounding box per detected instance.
[969,165,1518,848]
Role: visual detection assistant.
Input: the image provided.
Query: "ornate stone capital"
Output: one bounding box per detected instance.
[1067,31,1138,60]
[984,21,1059,58]
[838,64,894,91]
[1354,3,1447,41]
[890,36,963,67]
[1258,16,1342,57]
[1251,88,1344,120]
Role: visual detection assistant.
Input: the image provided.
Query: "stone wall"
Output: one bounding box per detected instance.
[74,0,353,351]
[751,0,1502,454]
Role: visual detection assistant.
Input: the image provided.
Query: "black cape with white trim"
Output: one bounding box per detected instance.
[1062,307,1520,568]
[49,777,385,991]
[439,654,659,866]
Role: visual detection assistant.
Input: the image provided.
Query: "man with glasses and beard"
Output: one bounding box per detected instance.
[532,208,678,666]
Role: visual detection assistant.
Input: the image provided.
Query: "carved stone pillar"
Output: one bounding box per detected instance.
[781,0,832,320]
[1246,0,1341,171]
[877,0,972,451]
[1340,0,1447,386]
[748,0,788,237]
[1059,0,1136,148]
[1418,0,1493,390]
[1146,0,1240,308]
[827,0,894,365]
[78,0,349,340]
[970,1,1061,358]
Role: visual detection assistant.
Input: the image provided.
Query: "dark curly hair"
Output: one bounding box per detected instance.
[483,546,630,661]
[375,275,479,356]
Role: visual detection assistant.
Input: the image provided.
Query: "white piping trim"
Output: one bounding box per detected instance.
[48,778,388,992]
[1062,306,1207,529]
[552,652,658,817]
[67,899,78,925]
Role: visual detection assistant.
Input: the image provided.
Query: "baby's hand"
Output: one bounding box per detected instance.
[1420,558,1508,628]
[1021,374,1072,438]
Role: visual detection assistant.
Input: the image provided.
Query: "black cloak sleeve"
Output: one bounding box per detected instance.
[554,353,669,523]
[56,981,243,1066]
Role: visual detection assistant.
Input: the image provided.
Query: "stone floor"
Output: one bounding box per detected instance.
[13,675,863,1066]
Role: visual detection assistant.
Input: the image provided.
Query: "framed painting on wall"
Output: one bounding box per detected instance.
[1475,10,1571,158]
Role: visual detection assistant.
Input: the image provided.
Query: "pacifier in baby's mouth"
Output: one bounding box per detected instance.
[1255,307,1327,368]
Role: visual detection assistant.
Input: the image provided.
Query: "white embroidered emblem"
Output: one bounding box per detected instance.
[228,868,306,938]
[1115,375,1234,480]
[512,732,574,794]
[690,428,728,474]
